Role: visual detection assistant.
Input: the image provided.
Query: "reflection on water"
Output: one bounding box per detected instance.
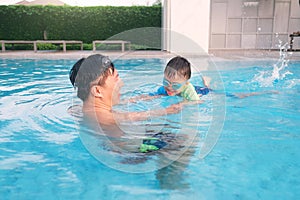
[0,152,47,170]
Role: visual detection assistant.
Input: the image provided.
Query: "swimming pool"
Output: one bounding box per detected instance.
[0,55,299,199]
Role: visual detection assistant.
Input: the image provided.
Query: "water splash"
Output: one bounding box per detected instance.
[272,39,293,80]
[253,37,293,87]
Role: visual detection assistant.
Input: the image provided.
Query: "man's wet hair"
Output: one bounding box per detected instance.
[69,54,114,101]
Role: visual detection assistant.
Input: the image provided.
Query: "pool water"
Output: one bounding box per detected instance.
[0,57,299,199]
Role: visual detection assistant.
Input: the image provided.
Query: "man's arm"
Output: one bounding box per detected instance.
[114,103,183,122]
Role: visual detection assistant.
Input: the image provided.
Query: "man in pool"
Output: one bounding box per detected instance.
[69,54,182,151]
[69,54,202,184]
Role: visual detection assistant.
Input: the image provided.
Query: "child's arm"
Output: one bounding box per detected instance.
[119,86,167,104]
[115,102,183,122]
[181,83,201,101]
[120,94,161,104]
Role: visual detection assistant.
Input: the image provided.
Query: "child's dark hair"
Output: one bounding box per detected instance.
[164,56,191,79]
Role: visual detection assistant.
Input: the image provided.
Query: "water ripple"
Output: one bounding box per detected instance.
[0,152,47,170]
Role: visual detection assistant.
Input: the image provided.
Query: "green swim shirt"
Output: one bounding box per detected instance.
[180,83,200,101]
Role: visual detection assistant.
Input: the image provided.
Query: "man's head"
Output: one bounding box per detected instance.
[69,54,122,105]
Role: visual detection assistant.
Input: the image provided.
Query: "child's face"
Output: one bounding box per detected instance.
[163,75,188,96]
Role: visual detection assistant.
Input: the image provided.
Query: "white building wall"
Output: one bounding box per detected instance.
[163,0,300,51]
[210,0,300,50]
[162,0,211,54]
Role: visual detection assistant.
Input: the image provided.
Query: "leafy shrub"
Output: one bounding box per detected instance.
[0,5,162,50]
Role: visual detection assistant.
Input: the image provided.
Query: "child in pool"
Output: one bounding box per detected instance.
[154,56,210,101]
[124,56,210,103]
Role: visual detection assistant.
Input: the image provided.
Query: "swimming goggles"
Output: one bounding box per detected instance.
[163,78,186,90]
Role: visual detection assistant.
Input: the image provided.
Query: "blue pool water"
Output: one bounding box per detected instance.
[0,56,299,199]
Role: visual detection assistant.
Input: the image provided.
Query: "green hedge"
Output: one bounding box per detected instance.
[0,5,162,48]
